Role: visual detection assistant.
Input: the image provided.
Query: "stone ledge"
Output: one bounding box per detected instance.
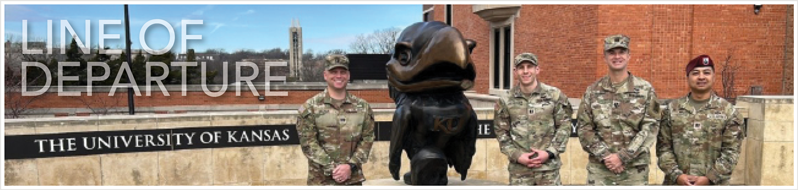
[737,95,793,104]
[472,5,522,22]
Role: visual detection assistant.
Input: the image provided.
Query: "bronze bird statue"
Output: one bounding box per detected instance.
[386,21,478,185]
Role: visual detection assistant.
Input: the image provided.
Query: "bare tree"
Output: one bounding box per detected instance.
[204,48,227,54]
[300,59,325,82]
[348,27,401,54]
[5,62,44,118]
[325,49,347,56]
[721,48,742,103]
[12,35,62,71]
[261,48,288,59]
[349,34,372,54]
[4,35,51,118]
[373,27,401,54]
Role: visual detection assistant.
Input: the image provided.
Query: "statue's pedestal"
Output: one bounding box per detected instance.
[364,177,506,186]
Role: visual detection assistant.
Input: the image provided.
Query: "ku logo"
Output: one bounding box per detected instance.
[433,117,460,134]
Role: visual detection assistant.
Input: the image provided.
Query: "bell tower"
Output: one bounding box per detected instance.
[289,19,303,81]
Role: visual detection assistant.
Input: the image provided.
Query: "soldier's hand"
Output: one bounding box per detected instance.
[676,174,694,186]
[609,165,624,174]
[333,164,351,183]
[602,154,623,171]
[688,175,699,185]
[528,149,549,167]
[517,152,535,166]
[693,176,710,186]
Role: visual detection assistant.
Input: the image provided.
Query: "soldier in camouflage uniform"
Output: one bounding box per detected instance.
[296,54,375,185]
[577,34,661,185]
[494,53,574,186]
[657,55,743,186]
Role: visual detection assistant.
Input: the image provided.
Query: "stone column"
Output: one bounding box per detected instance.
[737,96,794,186]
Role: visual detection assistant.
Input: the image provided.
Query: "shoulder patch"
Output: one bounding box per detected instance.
[298,103,315,118]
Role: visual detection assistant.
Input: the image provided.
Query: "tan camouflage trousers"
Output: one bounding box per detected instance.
[509,170,562,186]
[586,163,649,186]
[306,176,363,186]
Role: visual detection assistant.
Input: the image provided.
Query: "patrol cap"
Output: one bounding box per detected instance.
[324,54,349,71]
[604,34,630,51]
[514,52,538,67]
[685,54,714,75]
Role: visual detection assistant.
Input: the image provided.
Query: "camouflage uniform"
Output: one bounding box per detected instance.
[493,53,574,186]
[576,72,661,185]
[657,93,743,185]
[296,54,375,185]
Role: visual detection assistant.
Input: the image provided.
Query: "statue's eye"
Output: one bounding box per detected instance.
[398,49,412,66]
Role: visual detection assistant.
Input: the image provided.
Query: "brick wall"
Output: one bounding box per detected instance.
[452,5,492,95]
[785,5,794,95]
[515,5,599,99]
[596,5,656,94]
[691,5,789,98]
[649,5,694,99]
[443,4,792,99]
[433,4,445,25]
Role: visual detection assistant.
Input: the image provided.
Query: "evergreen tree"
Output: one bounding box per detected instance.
[88,48,113,86]
[64,36,88,85]
[131,51,147,85]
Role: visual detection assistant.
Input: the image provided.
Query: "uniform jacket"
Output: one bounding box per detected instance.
[657,93,743,185]
[296,89,375,185]
[494,83,573,173]
[577,73,661,167]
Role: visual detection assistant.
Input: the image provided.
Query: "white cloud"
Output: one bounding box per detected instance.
[232,9,255,21]
[210,22,225,34]
[240,9,255,15]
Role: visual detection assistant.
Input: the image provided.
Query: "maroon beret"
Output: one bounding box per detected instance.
[686,54,714,75]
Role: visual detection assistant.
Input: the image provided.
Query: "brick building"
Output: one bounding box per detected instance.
[426,4,793,99]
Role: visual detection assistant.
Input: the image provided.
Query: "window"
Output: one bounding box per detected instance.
[492,28,500,89]
[503,26,512,89]
[423,11,433,22]
[445,5,452,25]
[423,12,430,22]
[422,5,433,22]
[490,25,513,93]
[473,5,520,94]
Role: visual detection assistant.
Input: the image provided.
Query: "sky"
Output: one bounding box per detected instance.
[4,4,422,54]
